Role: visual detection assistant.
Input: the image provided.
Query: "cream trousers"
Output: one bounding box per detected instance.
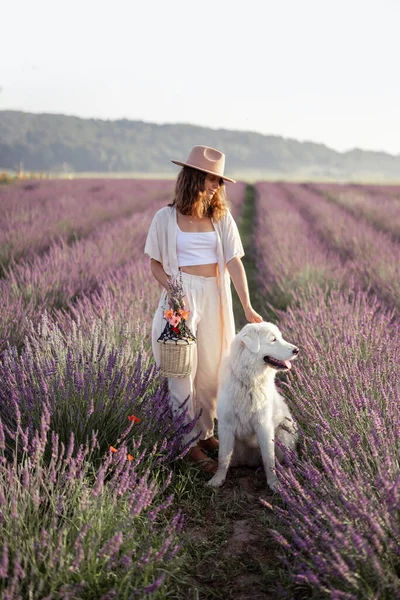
[151,272,223,448]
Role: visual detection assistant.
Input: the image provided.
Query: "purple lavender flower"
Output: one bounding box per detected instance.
[98,532,123,560]
[0,544,8,578]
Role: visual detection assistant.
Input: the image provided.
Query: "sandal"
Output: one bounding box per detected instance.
[195,457,218,475]
[187,447,218,475]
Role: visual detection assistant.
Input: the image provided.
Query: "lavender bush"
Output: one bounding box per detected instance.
[0,406,185,599]
[268,287,400,599]
[0,310,197,468]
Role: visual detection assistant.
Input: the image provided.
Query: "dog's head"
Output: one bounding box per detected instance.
[234,322,299,376]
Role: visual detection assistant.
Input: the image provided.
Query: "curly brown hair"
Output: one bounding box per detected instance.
[169,166,230,221]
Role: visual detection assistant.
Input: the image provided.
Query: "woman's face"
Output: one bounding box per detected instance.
[204,173,222,199]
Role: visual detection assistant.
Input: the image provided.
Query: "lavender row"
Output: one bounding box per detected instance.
[0,178,171,217]
[225,181,246,220]
[0,179,175,272]
[0,387,192,598]
[0,245,199,598]
[253,183,400,597]
[0,205,162,351]
[280,182,400,312]
[361,183,400,200]
[254,182,348,309]
[268,287,400,599]
[308,182,400,242]
[1,306,196,469]
[0,260,196,597]
[51,257,162,362]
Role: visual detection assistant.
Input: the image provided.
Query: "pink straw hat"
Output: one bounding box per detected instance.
[171,145,236,183]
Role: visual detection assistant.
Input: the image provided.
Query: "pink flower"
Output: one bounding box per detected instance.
[169,314,181,327]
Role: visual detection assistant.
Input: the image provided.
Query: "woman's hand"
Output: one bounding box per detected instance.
[226,257,263,324]
[244,306,263,323]
[168,295,189,309]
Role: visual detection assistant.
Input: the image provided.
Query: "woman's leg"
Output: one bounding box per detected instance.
[193,277,223,442]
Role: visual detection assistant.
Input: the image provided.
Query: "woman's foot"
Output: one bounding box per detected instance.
[198,436,219,451]
[187,446,218,474]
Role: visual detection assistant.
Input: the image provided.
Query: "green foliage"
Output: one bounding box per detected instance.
[1,110,400,180]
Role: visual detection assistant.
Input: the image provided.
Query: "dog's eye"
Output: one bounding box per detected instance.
[270,337,276,343]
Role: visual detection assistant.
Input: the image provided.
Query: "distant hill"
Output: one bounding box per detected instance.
[1,110,399,182]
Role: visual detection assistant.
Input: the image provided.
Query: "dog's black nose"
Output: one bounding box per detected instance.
[292,347,299,355]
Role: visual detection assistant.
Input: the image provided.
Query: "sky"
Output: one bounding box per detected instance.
[1,0,399,156]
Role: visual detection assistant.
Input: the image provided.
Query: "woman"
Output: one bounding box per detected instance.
[144,145,263,473]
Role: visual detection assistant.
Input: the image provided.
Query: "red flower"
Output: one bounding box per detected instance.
[127,454,134,461]
[172,326,180,334]
[128,415,141,423]
[110,446,118,453]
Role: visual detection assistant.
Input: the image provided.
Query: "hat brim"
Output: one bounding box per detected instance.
[171,160,236,183]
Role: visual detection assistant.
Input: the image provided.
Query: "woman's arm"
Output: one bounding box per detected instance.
[150,259,171,292]
[227,256,263,323]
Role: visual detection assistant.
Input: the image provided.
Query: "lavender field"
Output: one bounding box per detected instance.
[0,178,399,599]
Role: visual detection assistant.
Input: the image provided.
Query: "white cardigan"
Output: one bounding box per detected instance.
[144,205,244,354]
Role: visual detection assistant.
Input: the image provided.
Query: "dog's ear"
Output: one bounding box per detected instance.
[240,328,260,353]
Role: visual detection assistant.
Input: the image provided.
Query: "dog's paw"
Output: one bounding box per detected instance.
[206,474,225,488]
[267,477,279,493]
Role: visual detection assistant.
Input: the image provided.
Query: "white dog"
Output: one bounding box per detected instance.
[207,322,299,491]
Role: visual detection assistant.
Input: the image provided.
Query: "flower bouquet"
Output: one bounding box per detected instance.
[157,272,196,378]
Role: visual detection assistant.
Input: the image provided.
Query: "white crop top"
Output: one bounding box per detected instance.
[176,224,218,266]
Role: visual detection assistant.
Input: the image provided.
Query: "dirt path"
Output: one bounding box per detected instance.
[212,468,281,600]
[175,461,284,600]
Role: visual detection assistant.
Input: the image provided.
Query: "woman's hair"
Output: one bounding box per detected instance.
[169,166,230,221]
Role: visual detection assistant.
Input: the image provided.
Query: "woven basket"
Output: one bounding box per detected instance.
[157,338,196,378]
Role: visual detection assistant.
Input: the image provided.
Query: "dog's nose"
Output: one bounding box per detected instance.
[292,347,299,355]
